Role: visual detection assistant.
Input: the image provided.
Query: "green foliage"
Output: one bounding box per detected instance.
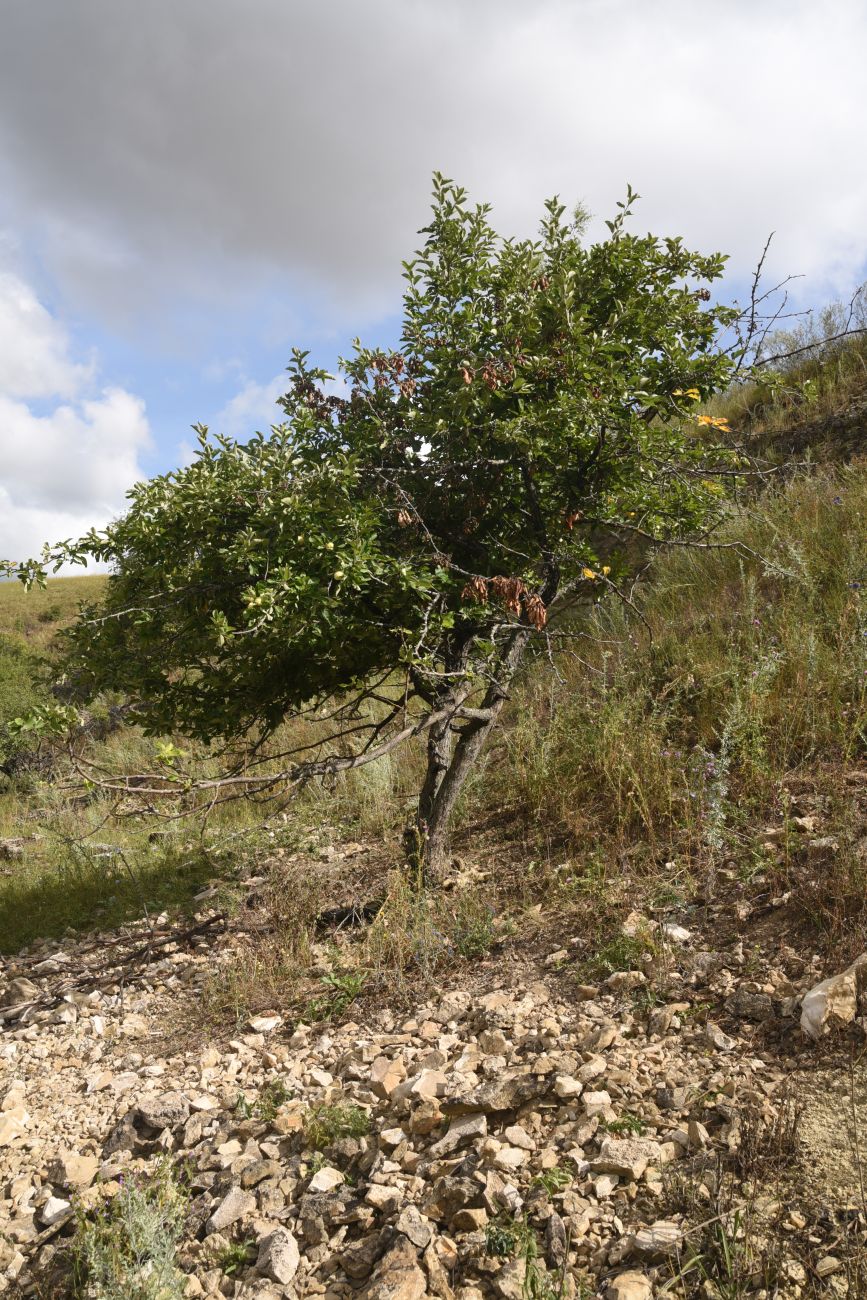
[303,1103,370,1149]
[305,966,368,1021]
[0,574,104,647]
[484,1214,568,1299]
[72,1160,187,1300]
[0,830,220,955]
[0,632,47,764]
[531,1165,573,1195]
[235,1078,294,1123]
[449,893,497,957]
[8,177,737,759]
[216,1239,256,1277]
[485,1215,534,1259]
[600,1112,645,1136]
[581,934,649,980]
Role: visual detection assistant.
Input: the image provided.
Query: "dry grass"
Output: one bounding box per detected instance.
[0,573,106,649]
[477,463,866,876]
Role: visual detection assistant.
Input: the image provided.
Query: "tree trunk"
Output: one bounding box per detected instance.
[418,712,453,829]
[415,625,533,883]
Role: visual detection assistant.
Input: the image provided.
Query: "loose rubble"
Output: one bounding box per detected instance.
[1,881,865,1298]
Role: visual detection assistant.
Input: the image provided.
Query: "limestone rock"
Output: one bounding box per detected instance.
[800,954,867,1038]
[592,1137,668,1181]
[255,1228,300,1284]
[0,1113,27,1147]
[606,1272,653,1300]
[606,970,646,993]
[308,1165,344,1192]
[705,1022,736,1052]
[396,1204,434,1249]
[443,1072,546,1114]
[136,1091,190,1130]
[626,1219,684,1259]
[427,1111,487,1157]
[48,1151,99,1189]
[247,1014,283,1033]
[725,988,774,1022]
[205,1185,256,1234]
[371,1055,408,1098]
[40,1196,72,1226]
[362,1235,427,1300]
[0,978,38,1012]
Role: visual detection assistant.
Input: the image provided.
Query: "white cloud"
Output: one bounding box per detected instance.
[0,270,92,399]
[213,371,349,441]
[0,272,151,565]
[214,373,289,438]
[0,0,865,333]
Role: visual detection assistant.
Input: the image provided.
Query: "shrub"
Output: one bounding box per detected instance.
[71,1160,187,1300]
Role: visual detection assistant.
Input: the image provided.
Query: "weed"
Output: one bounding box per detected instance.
[531,1165,572,1196]
[256,1078,293,1123]
[484,1214,570,1299]
[599,1112,645,1137]
[632,985,665,1015]
[216,1239,255,1276]
[233,1092,253,1121]
[71,1159,187,1300]
[306,967,368,1022]
[449,894,497,958]
[579,933,649,982]
[303,1103,370,1150]
[485,1215,534,1259]
[235,1078,293,1124]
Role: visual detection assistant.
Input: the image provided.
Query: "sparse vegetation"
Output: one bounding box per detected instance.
[303,1102,371,1150]
[2,287,867,1300]
[306,967,369,1022]
[530,1165,573,1196]
[71,1160,187,1300]
[215,1239,256,1277]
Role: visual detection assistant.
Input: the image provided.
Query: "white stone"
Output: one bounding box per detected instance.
[205,1185,256,1233]
[41,1196,72,1226]
[309,1165,344,1192]
[256,1228,300,1284]
[583,1090,612,1117]
[801,954,867,1038]
[248,1015,283,1033]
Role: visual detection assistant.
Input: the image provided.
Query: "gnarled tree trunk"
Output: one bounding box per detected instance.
[413,625,533,883]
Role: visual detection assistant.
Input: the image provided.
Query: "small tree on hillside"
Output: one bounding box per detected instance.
[7,177,741,876]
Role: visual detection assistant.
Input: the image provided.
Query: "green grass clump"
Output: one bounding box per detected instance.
[303,1103,370,1150]
[72,1160,187,1300]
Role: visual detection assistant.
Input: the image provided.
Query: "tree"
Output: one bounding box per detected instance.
[6,177,742,877]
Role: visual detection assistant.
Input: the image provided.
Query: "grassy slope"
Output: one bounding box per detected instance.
[0,573,106,648]
[0,349,865,958]
[0,575,106,735]
[0,574,233,949]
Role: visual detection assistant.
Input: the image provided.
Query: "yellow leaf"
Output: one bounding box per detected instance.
[581,567,597,580]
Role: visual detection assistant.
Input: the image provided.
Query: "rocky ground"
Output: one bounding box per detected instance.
[3,814,867,1299]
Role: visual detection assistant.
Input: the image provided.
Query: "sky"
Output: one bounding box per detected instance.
[1,0,866,564]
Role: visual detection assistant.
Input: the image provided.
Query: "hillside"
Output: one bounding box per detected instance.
[0,355,866,1299]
